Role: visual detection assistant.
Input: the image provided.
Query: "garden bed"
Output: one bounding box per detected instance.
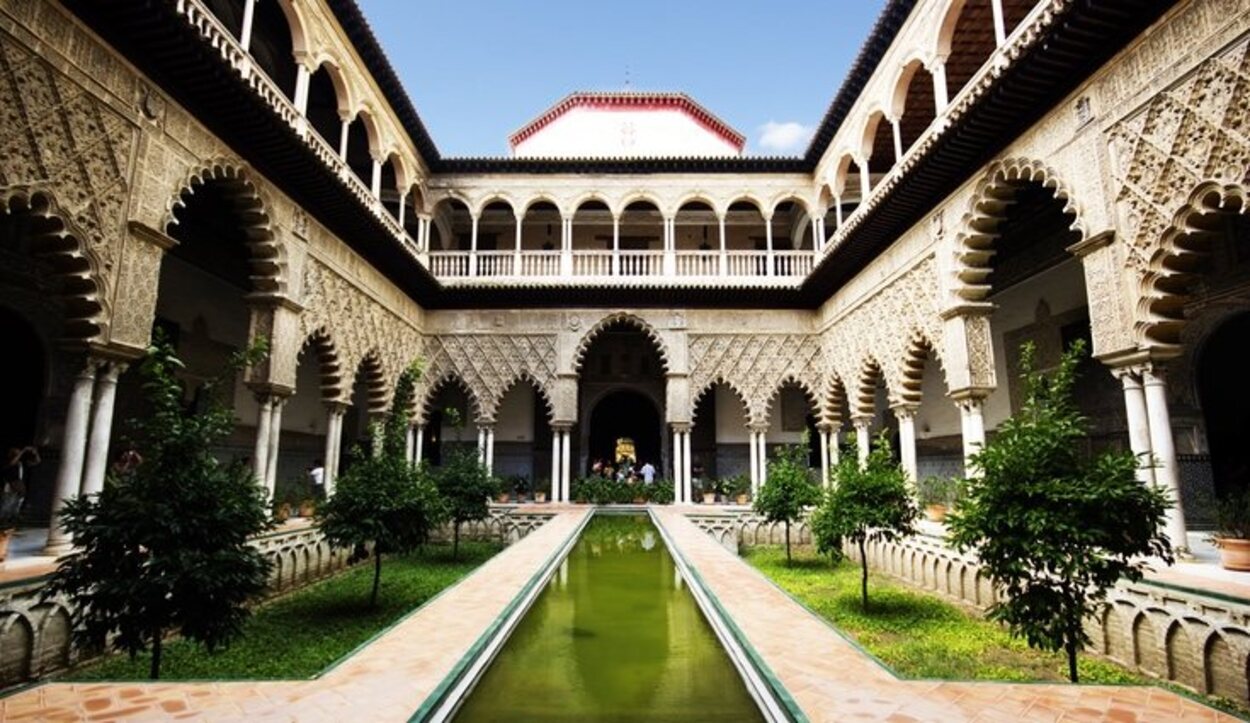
[64,542,501,681]
[744,545,1248,719]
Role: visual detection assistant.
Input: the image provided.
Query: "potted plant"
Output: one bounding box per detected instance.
[1213,489,1250,571]
[495,486,511,504]
[917,475,959,522]
[701,479,717,505]
[651,479,674,505]
[298,498,317,518]
[511,475,531,503]
[632,482,647,505]
[572,477,589,504]
[272,498,291,523]
[534,479,548,504]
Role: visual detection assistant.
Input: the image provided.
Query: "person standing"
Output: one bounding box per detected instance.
[1,445,41,519]
[307,459,325,500]
[640,460,656,485]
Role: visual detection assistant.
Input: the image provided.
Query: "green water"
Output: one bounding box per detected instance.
[454,515,764,722]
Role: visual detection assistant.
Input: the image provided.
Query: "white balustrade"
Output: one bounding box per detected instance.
[675,251,720,277]
[572,251,614,276]
[617,250,664,276]
[475,251,512,277]
[725,251,771,277]
[429,252,470,277]
[773,251,814,277]
[520,251,561,276]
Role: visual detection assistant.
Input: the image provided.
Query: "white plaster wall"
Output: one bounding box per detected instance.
[514,107,741,158]
[714,385,751,442]
[496,384,535,443]
[916,359,960,439]
[282,358,328,435]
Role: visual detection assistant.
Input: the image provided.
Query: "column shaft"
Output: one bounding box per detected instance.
[485,428,495,474]
[958,398,985,472]
[895,407,918,484]
[560,430,571,503]
[1143,367,1189,553]
[854,418,871,465]
[682,430,692,504]
[551,431,561,502]
[672,429,683,501]
[1116,369,1155,486]
[748,430,759,494]
[414,424,425,466]
[44,363,98,554]
[253,395,274,485]
[81,362,124,498]
[819,428,830,487]
[265,399,284,500]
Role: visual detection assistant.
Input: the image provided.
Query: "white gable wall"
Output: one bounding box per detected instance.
[513,106,740,158]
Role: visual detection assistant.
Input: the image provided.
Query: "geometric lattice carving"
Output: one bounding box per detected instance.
[420,334,558,423]
[689,334,824,427]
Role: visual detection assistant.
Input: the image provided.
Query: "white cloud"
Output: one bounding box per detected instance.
[756,121,814,154]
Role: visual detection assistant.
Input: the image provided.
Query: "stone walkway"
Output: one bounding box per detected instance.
[0,508,591,722]
[652,507,1238,723]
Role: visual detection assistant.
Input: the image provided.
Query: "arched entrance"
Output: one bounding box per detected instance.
[0,306,45,454]
[587,390,662,473]
[1198,312,1250,502]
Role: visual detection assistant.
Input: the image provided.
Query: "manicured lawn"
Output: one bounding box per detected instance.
[744,545,1248,718]
[65,542,501,681]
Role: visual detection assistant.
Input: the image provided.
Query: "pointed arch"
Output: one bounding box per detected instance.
[348,350,389,416]
[899,331,946,405]
[691,375,750,418]
[821,374,849,427]
[165,160,286,296]
[572,313,671,374]
[953,158,1086,302]
[761,374,821,428]
[854,357,888,418]
[418,371,486,425]
[0,188,107,342]
[495,371,555,424]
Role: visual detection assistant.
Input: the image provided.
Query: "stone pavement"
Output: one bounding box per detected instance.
[652,506,1239,723]
[0,508,592,722]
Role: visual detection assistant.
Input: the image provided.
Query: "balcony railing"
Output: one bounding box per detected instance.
[427,249,814,282]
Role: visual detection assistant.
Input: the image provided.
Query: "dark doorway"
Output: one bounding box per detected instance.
[0,307,45,452]
[587,390,661,474]
[1199,312,1250,500]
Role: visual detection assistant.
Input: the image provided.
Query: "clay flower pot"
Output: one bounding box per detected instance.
[0,529,12,563]
[925,504,948,523]
[735,494,748,506]
[534,491,547,503]
[702,492,716,504]
[298,500,316,517]
[495,492,510,504]
[1216,537,1250,571]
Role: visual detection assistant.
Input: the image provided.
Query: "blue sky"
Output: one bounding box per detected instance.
[354,1,886,157]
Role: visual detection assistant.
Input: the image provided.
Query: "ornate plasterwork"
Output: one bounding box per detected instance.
[419,334,559,424]
[1109,37,1250,350]
[572,312,673,374]
[298,260,421,407]
[821,255,945,416]
[0,31,139,342]
[688,334,824,427]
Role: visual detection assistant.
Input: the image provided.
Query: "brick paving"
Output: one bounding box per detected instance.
[652,507,1238,723]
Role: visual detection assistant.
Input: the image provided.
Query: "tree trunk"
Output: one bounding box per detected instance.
[149,628,163,680]
[453,521,460,560]
[1066,638,1079,683]
[370,547,382,608]
[858,538,869,611]
[785,519,791,566]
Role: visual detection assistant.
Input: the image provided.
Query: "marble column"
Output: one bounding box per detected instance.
[682,428,692,504]
[755,427,768,487]
[405,424,415,466]
[414,424,425,466]
[990,0,1007,46]
[551,429,562,502]
[1142,365,1189,553]
[44,361,99,555]
[560,427,571,503]
[748,429,759,494]
[1113,366,1155,486]
[477,426,487,465]
[672,427,684,502]
[80,361,126,498]
[933,60,950,111]
[852,415,872,466]
[829,422,842,467]
[893,404,919,484]
[323,403,346,494]
[818,424,831,487]
[485,427,495,474]
[265,397,285,501]
[956,395,986,473]
[252,394,274,486]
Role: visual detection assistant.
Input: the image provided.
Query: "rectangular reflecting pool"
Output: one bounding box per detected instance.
[454,514,764,722]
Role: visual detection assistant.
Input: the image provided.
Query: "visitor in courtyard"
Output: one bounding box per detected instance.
[111,448,143,476]
[1,445,41,519]
[640,460,656,485]
[308,459,325,499]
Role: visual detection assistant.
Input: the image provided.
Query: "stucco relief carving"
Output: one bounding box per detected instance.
[0,31,140,341]
[419,334,559,424]
[298,260,421,406]
[688,334,824,427]
[821,256,945,415]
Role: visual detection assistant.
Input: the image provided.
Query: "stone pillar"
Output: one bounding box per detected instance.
[324,403,346,493]
[1113,366,1155,486]
[859,157,872,200]
[890,117,904,162]
[239,0,257,51]
[893,404,919,484]
[370,157,382,199]
[990,0,1007,46]
[834,197,844,229]
[682,428,692,504]
[560,426,572,503]
[663,217,676,276]
[748,429,759,494]
[718,215,727,276]
[755,427,769,488]
[1142,365,1189,553]
[829,422,842,469]
[477,426,487,464]
[338,115,351,159]
[550,429,562,502]
[560,217,572,276]
[265,397,285,500]
[44,361,98,555]
[853,415,872,465]
[818,425,831,487]
[293,63,311,115]
[405,424,415,465]
[672,426,684,502]
[485,427,496,474]
[764,218,775,276]
[612,215,621,276]
[469,213,480,278]
[933,60,950,111]
[514,217,524,276]
[252,394,274,486]
[956,395,986,473]
[80,361,126,498]
[414,424,425,466]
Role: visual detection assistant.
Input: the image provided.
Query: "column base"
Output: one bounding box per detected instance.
[42,538,74,558]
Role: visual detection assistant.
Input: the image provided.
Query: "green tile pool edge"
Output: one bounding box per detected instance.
[408,508,595,722]
[0,516,555,697]
[648,511,807,723]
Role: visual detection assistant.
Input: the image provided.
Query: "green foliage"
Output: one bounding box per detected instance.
[273,475,309,508]
[317,364,445,606]
[1214,487,1250,539]
[66,543,500,681]
[435,447,500,558]
[725,473,751,497]
[811,434,918,608]
[753,440,821,564]
[569,476,657,504]
[650,479,675,505]
[509,474,531,496]
[916,475,963,507]
[43,335,273,679]
[946,341,1173,683]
